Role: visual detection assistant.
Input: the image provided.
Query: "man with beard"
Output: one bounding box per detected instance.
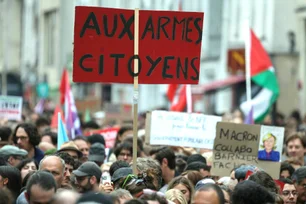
[12,123,44,164]
[56,152,75,189]
[72,161,102,193]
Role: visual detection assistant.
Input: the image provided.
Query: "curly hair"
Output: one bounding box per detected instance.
[13,123,41,147]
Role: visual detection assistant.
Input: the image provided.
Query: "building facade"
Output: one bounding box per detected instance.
[0,0,300,117]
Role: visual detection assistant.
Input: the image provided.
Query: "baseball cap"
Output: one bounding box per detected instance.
[111,167,133,183]
[73,161,102,180]
[76,191,114,204]
[0,145,28,157]
[57,141,83,158]
[195,178,216,191]
[88,143,105,163]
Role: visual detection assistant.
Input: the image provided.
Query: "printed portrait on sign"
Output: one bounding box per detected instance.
[258,126,284,162]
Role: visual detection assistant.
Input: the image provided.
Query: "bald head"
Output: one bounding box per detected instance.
[51,189,80,204]
[39,156,65,188]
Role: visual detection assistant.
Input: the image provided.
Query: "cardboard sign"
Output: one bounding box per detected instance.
[86,127,119,148]
[73,6,204,84]
[0,96,23,121]
[211,122,281,179]
[148,111,221,149]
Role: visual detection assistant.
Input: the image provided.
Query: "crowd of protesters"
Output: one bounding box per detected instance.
[0,108,306,204]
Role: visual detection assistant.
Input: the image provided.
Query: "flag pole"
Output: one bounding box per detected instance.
[132,8,139,175]
[245,22,252,102]
[186,85,192,113]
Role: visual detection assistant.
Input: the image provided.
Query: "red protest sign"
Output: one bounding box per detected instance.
[73,6,204,84]
[85,127,119,148]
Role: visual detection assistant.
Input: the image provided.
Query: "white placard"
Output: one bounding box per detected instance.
[149,111,222,149]
[0,96,23,121]
[258,125,285,162]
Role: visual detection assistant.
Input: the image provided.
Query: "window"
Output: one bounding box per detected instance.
[44,10,56,66]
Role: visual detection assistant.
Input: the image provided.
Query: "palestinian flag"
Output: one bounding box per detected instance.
[240,29,280,123]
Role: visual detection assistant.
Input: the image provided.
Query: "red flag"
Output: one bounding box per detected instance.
[60,69,68,105]
[250,29,273,76]
[165,0,190,113]
[51,105,65,128]
[167,85,187,112]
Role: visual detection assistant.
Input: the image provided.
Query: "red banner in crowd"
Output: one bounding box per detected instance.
[86,127,119,148]
[73,6,204,84]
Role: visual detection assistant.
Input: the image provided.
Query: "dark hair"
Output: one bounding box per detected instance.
[167,176,194,203]
[285,132,306,148]
[55,152,75,167]
[0,166,21,199]
[35,117,50,127]
[292,166,306,185]
[141,193,168,204]
[114,142,135,158]
[280,162,295,178]
[150,147,176,170]
[123,172,157,196]
[176,157,187,175]
[291,110,302,125]
[0,188,14,204]
[73,136,88,142]
[109,160,130,177]
[0,157,7,166]
[114,126,133,147]
[124,137,144,151]
[279,178,294,185]
[16,158,38,172]
[248,171,278,194]
[26,171,57,199]
[187,154,207,165]
[13,123,41,146]
[87,134,106,146]
[0,126,12,141]
[21,171,36,192]
[185,162,210,172]
[41,131,57,146]
[231,180,275,204]
[181,170,204,186]
[196,183,225,204]
[125,199,148,204]
[83,121,100,129]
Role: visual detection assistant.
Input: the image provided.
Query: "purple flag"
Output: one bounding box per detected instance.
[34,99,45,114]
[244,106,254,124]
[62,69,82,139]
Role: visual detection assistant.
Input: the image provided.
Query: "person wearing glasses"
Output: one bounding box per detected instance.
[280,178,298,204]
[72,161,102,193]
[12,123,44,164]
[292,167,306,204]
[258,133,280,162]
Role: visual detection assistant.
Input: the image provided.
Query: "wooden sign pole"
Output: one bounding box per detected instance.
[132,8,139,175]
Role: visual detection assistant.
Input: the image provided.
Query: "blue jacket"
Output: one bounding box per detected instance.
[258,150,280,162]
[34,147,44,164]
